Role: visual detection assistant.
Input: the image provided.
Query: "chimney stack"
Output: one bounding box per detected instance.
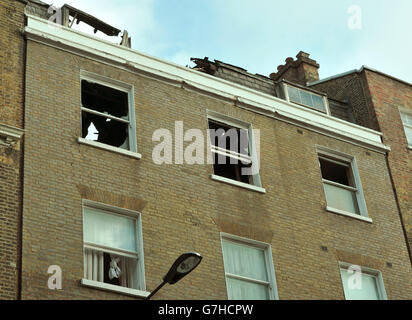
[270,51,320,86]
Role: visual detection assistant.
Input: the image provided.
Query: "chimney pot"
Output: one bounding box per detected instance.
[270,51,320,85]
[296,51,310,59]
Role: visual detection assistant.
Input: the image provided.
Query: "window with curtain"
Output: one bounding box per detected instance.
[83,205,143,290]
[400,111,412,147]
[221,237,276,300]
[339,265,386,300]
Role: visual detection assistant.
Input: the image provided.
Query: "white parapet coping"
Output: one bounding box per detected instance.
[24,14,389,154]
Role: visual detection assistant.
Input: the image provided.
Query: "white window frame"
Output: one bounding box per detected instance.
[81,199,148,298]
[316,146,371,223]
[207,110,265,193]
[220,233,279,300]
[399,108,412,148]
[283,82,331,115]
[78,70,141,159]
[338,262,387,300]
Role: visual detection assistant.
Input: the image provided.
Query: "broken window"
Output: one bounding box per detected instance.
[318,155,361,215]
[81,79,132,150]
[83,205,144,291]
[208,119,253,185]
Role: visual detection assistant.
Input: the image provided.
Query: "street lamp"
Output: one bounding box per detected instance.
[145,252,202,300]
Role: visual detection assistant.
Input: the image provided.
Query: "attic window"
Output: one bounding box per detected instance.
[81,79,134,151]
[286,85,328,113]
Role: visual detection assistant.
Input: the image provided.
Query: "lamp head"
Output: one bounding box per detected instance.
[163,252,202,285]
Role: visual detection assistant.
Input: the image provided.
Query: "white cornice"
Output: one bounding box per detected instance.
[23,14,390,154]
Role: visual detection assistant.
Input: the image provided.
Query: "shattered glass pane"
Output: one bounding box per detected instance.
[82,80,129,119]
[81,80,130,150]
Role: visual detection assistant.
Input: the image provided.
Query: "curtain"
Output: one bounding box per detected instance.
[120,256,138,289]
[84,207,137,252]
[222,240,270,300]
[84,248,104,282]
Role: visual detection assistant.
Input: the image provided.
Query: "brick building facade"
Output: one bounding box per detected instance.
[0,1,411,300]
[0,0,26,300]
[309,66,412,260]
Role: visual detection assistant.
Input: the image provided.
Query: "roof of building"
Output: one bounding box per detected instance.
[308,66,412,88]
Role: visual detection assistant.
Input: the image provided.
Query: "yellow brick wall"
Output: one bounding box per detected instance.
[364,70,412,256]
[21,40,412,300]
[0,0,25,300]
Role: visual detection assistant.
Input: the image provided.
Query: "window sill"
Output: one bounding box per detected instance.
[210,174,266,194]
[326,206,373,223]
[81,279,150,299]
[78,138,142,160]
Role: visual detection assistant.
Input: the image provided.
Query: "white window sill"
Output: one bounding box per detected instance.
[81,279,150,299]
[78,138,142,160]
[210,174,266,194]
[326,206,373,223]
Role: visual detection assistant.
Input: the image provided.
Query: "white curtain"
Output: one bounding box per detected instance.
[84,248,104,282]
[226,278,269,300]
[340,268,380,300]
[84,249,139,290]
[222,240,270,300]
[84,207,137,252]
[120,256,138,289]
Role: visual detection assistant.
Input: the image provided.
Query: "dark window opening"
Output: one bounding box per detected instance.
[208,120,252,185]
[81,80,130,149]
[319,158,353,187]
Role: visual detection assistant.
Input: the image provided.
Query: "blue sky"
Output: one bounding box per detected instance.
[49,0,412,83]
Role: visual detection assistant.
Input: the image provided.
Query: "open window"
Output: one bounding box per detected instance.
[209,120,251,184]
[82,202,145,292]
[207,114,262,190]
[317,148,369,220]
[80,72,137,154]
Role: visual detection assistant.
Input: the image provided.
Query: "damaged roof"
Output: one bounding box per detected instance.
[61,4,121,36]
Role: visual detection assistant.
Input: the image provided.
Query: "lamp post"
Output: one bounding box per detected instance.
[145,252,202,300]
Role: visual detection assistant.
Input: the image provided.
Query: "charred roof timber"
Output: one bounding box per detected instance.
[60,4,131,48]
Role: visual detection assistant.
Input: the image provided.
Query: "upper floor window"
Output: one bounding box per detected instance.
[317,147,370,221]
[220,234,278,300]
[80,71,137,153]
[285,84,328,114]
[207,112,263,191]
[339,263,387,300]
[82,201,146,292]
[209,119,251,184]
[400,111,412,147]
